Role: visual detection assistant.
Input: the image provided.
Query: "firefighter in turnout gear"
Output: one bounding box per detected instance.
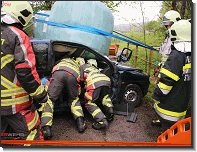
[159,10,181,65]
[40,57,87,139]
[76,58,114,130]
[1,1,48,145]
[152,20,191,133]
[152,10,181,126]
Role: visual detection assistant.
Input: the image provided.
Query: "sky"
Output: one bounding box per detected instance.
[113,1,163,25]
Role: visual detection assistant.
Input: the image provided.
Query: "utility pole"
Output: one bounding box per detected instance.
[140,2,147,73]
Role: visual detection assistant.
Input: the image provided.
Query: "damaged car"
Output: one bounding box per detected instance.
[30,38,150,121]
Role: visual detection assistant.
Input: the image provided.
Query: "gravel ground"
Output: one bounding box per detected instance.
[50,98,163,145]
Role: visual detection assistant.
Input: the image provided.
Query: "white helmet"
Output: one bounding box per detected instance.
[187,19,191,23]
[76,57,85,66]
[161,10,181,26]
[169,20,191,42]
[87,59,97,67]
[1,1,33,26]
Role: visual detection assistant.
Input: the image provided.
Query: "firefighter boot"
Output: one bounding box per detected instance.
[76,116,87,133]
[92,118,109,130]
[106,107,114,122]
[41,126,52,140]
[151,119,162,126]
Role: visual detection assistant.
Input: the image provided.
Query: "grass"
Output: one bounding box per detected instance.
[111,32,164,103]
[111,32,163,76]
[111,32,191,113]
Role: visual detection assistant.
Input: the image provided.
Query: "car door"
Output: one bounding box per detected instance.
[51,40,120,103]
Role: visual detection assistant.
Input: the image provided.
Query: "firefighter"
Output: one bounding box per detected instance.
[154,10,181,86]
[152,10,181,126]
[1,1,48,145]
[152,20,191,133]
[40,56,87,140]
[76,58,114,130]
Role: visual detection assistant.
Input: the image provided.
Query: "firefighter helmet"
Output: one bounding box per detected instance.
[161,10,181,26]
[87,59,97,67]
[1,1,33,26]
[76,57,85,66]
[169,20,191,42]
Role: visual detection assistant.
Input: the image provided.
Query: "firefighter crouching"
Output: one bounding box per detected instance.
[76,58,114,130]
[152,20,191,133]
[152,10,181,126]
[1,1,48,145]
[40,56,87,140]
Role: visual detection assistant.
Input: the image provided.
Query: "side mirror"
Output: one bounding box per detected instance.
[117,48,132,62]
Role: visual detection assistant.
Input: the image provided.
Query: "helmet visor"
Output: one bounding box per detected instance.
[160,16,173,26]
[1,12,19,24]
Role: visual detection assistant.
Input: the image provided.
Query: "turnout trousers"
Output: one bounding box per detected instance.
[85,86,113,122]
[41,71,84,127]
[1,104,44,146]
[154,111,176,133]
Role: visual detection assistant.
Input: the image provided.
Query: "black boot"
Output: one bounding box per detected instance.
[151,119,162,126]
[76,117,87,133]
[92,118,108,130]
[106,107,114,122]
[41,126,52,140]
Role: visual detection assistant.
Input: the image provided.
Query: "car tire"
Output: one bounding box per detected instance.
[123,84,142,107]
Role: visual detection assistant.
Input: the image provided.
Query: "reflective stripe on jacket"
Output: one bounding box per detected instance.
[80,64,111,90]
[1,24,47,116]
[52,58,80,82]
[152,46,191,122]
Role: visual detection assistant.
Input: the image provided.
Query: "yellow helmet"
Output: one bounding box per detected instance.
[1,1,33,26]
[169,20,191,42]
[87,59,97,67]
[161,10,181,26]
[76,57,85,66]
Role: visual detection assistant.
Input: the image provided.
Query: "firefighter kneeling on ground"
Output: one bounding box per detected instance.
[1,1,48,145]
[152,20,191,133]
[76,57,114,130]
[40,54,87,140]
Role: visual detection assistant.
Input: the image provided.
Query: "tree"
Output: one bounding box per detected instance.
[160,1,191,20]
[30,1,53,12]
[101,1,123,13]
[145,21,158,34]
[30,1,123,12]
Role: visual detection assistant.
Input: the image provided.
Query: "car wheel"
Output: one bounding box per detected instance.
[123,84,142,107]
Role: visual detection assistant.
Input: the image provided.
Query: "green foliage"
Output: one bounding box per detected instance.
[111,31,162,76]
[30,1,52,12]
[111,31,163,101]
[101,1,122,13]
[30,1,124,13]
[160,1,191,20]
[145,21,157,31]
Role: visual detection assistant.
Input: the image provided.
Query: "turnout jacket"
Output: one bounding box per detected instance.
[159,34,172,67]
[1,24,48,116]
[80,64,111,91]
[52,58,80,82]
[152,45,191,122]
